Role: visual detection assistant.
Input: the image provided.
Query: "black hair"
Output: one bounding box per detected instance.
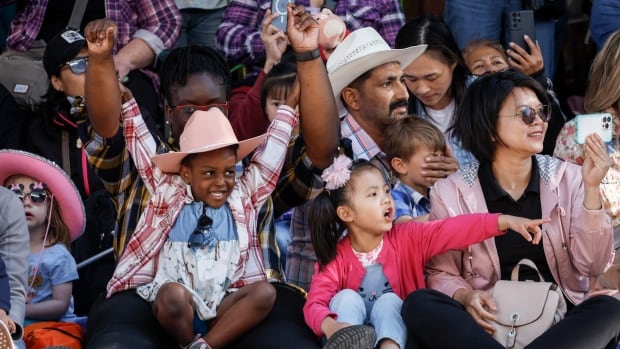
[308,159,380,269]
[454,69,550,163]
[395,14,470,121]
[261,62,297,112]
[159,46,231,102]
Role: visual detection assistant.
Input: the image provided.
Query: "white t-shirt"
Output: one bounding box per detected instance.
[425,99,456,134]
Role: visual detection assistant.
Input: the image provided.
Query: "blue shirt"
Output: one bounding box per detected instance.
[391,181,431,221]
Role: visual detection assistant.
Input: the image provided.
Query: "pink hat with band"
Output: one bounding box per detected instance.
[0,150,85,241]
[152,108,267,173]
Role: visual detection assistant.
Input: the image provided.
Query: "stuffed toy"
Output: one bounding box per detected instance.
[314,8,349,61]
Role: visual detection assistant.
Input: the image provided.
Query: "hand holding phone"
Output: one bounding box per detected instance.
[575,113,613,144]
[271,0,294,32]
[508,10,536,54]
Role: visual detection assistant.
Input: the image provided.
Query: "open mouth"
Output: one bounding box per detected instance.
[384,207,393,221]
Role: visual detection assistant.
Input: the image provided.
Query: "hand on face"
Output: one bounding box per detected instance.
[84,19,117,59]
[507,35,544,76]
[581,133,613,187]
[286,5,320,53]
[420,150,459,185]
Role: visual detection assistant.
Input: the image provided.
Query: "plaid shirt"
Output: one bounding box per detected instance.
[391,181,431,220]
[216,0,405,79]
[287,114,392,290]
[106,100,298,296]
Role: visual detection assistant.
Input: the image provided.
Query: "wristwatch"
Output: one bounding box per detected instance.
[295,49,321,62]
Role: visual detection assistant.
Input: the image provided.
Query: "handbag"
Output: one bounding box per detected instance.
[489,258,567,349]
[24,321,84,349]
[0,0,89,112]
[524,0,566,20]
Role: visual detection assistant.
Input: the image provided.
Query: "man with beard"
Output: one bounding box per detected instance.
[285,27,439,290]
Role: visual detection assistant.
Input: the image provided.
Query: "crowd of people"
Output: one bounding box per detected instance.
[0,0,619,348]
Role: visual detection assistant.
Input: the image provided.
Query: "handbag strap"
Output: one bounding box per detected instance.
[67,0,90,31]
[510,258,546,282]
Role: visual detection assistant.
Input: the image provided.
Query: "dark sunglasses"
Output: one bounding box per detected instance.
[11,188,49,204]
[187,205,216,249]
[168,103,229,119]
[501,105,551,125]
[60,56,89,75]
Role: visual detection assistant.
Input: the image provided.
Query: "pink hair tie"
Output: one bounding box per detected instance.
[321,154,353,190]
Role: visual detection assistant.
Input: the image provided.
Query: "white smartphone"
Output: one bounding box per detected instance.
[271,0,294,32]
[575,113,613,144]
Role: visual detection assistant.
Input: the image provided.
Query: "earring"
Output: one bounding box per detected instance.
[164,120,173,144]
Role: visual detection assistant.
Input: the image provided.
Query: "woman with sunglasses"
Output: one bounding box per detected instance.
[18,28,107,202]
[0,150,86,328]
[401,69,620,349]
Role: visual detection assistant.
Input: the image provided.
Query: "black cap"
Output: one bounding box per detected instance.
[43,29,87,77]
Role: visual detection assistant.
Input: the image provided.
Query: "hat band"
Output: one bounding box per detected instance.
[335,39,385,68]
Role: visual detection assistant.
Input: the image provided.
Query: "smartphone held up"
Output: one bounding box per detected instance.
[271,0,294,32]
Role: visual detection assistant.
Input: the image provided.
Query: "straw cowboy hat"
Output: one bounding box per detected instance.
[0,150,85,241]
[326,27,427,117]
[152,108,267,173]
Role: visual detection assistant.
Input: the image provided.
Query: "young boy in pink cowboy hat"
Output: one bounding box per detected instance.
[0,150,85,327]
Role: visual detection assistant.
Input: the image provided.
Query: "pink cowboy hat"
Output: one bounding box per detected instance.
[152,108,267,173]
[0,150,86,241]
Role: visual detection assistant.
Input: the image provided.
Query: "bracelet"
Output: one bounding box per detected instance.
[295,49,321,62]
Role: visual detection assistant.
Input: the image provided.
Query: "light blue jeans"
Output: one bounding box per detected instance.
[329,289,406,348]
[443,0,557,79]
[174,7,226,49]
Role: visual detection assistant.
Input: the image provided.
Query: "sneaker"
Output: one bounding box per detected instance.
[0,321,13,349]
[323,325,376,349]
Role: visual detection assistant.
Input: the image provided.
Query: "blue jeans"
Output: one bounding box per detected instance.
[274,217,292,269]
[590,0,620,52]
[444,0,557,79]
[330,289,406,348]
[174,7,226,49]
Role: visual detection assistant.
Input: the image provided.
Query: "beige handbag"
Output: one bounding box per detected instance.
[489,259,567,348]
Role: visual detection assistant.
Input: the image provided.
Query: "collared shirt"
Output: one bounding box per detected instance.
[478,158,553,283]
[106,99,297,296]
[391,181,431,220]
[216,0,405,80]
[287,114,392,290]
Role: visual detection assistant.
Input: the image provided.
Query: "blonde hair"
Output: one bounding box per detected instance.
[584,30,620,114]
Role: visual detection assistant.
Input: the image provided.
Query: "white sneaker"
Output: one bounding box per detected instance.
[0,320,14,349]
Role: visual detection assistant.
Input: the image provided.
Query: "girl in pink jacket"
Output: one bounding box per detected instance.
[303,156,549,349]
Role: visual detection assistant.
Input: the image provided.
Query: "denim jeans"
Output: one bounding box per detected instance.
[330,289,406,348]
[174,7,226,49]
[443,0,557,79]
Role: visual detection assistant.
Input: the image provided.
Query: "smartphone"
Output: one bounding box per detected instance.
[575,113,613,144]
[508,10,536,53]
[271,0,294,32]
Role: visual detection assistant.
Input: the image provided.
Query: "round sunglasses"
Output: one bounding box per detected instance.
[500,105,551,125]
[11,188,49,204]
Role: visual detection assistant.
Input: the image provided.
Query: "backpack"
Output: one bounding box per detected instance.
[24,321,84,349]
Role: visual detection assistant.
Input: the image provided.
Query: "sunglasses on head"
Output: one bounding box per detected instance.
[60,56,88,75]
[11,188,49,204]
[168,103,229,119]
[501,105,551,125]
[187,205,216,249]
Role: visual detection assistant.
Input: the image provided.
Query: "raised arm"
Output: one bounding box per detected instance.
[287,5,339,169]
[84,20,123,139]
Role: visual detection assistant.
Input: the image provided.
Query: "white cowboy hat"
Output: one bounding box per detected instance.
[326,27,427,117]
[152,108,267,173]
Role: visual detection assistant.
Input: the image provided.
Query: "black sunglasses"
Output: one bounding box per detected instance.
[11,188,49,204]
[168,103,229,119]
[500,105,551,125]
[60,56,89,75]
[187,205,216,249]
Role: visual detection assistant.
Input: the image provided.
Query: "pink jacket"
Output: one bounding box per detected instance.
[303,213,503,336]
[426,155,614,305]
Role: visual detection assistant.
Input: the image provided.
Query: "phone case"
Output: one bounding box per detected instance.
[508,10,536,52]
[271,0,293,32]
[575,113,613,144]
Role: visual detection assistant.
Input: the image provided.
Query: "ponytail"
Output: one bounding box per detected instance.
[309,190,346,270]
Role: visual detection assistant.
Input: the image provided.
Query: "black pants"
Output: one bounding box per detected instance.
[86,283,321,349]
[402,289,620,349]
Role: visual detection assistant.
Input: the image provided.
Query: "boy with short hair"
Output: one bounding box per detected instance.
[384,116,447,223]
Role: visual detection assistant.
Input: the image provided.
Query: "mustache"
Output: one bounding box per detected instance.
[389,99,409,112]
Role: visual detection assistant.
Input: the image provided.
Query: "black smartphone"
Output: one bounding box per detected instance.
[508,10,536,53]
[271,0,294,32]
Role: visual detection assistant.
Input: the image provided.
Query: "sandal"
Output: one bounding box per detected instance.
[324,325,376,349]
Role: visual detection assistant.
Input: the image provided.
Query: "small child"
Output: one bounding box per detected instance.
[0,150,83,324]
[0,256,16,346]
[304,156,548,349]
[384,116,447,223]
